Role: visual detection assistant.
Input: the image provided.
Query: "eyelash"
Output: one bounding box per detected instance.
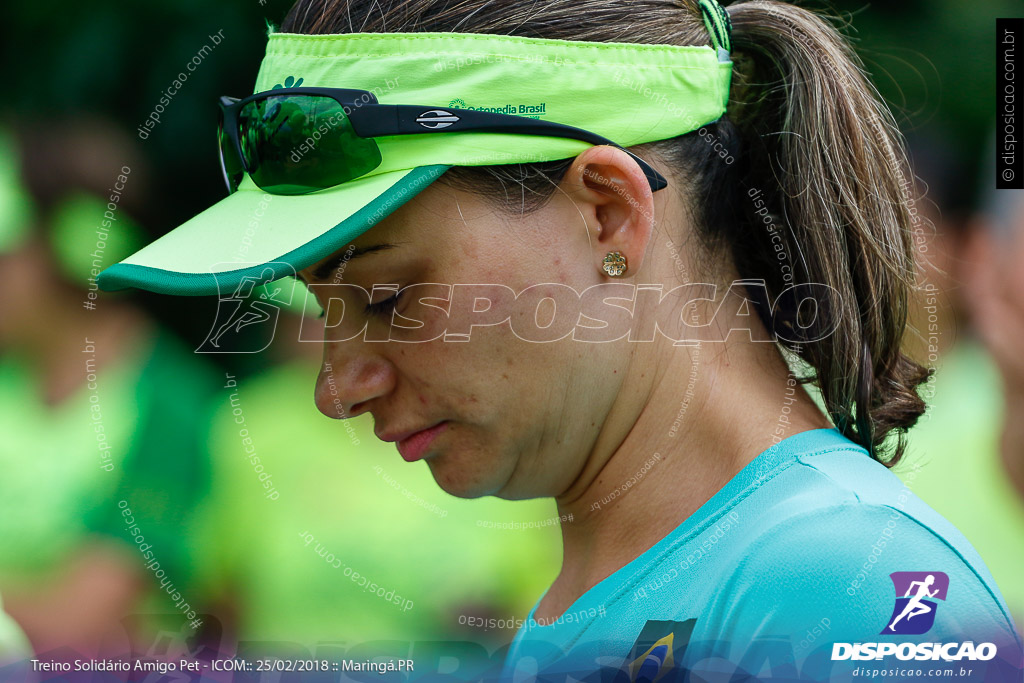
[364,290,401,317]
[311,292,400,319]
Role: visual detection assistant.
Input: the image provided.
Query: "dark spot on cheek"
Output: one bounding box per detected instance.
[502,373,509,380]
[419,395,427,405]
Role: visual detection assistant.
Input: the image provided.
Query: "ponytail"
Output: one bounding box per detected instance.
[697,0,929,462]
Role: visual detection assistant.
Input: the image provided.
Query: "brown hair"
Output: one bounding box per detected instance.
[281,0,929,464]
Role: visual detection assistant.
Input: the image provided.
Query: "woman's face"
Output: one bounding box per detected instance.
[299,166,652,501]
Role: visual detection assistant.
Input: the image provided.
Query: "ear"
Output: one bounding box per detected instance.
[559,145,657,278]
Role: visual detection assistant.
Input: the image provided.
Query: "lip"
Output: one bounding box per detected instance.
[378,422,449,462]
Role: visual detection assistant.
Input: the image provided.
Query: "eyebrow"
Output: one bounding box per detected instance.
[308,243,398,282]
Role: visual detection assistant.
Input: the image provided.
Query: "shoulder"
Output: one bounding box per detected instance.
[707,447,1018,645]
[0,594,30,666]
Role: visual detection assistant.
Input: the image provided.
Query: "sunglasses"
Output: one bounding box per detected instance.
[217,86,669,196]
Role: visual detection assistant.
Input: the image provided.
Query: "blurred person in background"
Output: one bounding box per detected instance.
[0,127,37,683]
[964,179,1024,504]
[900,132,1024,627]
[0,121,219,660]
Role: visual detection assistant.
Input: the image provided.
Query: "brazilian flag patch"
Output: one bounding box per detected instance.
[627,619,697,683]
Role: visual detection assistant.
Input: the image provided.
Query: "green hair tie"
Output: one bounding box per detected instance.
[698,0,732,56]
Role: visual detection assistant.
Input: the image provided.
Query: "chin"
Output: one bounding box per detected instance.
[424,448,508,499]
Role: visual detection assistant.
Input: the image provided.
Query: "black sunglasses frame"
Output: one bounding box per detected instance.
[217,86,669,194]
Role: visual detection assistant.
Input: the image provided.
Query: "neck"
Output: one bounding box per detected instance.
[536,340,830,623]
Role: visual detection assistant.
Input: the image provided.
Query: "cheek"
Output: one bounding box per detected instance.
[393,226,597,412]
[455,217,590,287]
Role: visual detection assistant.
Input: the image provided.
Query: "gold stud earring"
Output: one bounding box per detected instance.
[603,251,627,277]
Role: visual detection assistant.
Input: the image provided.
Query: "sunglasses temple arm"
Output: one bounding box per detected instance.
[622,150,668,192]
[349,105,668,192]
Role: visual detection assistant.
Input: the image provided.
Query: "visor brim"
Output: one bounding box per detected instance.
[97,165,449,296]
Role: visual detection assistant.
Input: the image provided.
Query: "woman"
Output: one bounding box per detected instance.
[99,0,1023,680]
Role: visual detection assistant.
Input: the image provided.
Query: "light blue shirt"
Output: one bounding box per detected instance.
[502,429,1023,682]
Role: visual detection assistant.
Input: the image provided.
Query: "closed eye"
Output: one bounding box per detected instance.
[365,291,401,317]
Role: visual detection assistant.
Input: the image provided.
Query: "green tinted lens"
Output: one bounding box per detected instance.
[217,114,244,193]
[238,94,383,195]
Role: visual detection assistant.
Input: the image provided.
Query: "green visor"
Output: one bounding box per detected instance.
[98,31,731,296]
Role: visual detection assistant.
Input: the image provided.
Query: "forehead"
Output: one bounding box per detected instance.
[296,184,452,282]
[297,177,553,287]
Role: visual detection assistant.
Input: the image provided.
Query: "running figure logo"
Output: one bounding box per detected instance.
[197,263,297,353]
[882,571,949,635]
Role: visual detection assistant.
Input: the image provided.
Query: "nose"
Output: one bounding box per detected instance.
[314,350,396,419]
